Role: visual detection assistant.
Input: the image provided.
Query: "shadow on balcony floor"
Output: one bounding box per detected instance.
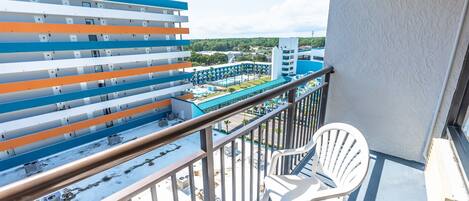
[293,151,427,201]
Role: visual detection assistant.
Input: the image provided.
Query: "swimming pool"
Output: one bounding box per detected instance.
[210,75,255,87]
[190,86,215,97]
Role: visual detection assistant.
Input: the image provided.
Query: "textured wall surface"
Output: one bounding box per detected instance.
[324,0,465,162]
[429,2,469,149]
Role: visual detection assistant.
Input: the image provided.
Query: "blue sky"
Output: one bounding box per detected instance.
[182,0,330,39]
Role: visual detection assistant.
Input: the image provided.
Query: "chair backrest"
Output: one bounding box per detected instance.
[308,123,369,192]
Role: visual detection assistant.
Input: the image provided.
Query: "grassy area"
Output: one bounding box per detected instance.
[198,91,228,101]
[228,76,271,91]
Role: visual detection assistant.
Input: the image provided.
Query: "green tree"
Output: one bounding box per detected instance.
[224,120,232,132]
[208,73,213,81]
[253,54,268,62]
[242,119,249,126]
[189,52,228,66]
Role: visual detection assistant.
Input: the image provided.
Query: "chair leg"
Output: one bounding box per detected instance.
[261,190,270,201]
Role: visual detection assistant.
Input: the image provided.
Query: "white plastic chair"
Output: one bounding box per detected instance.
[262,123,370,201]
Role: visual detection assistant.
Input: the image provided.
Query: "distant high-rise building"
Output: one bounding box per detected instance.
[271,37,299,80]
[0,0,192,170]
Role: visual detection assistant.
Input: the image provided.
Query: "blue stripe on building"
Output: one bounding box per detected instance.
[0,40,190,53]
[108,0,188,10]
[0,112,168,171]
[0,73,192,114]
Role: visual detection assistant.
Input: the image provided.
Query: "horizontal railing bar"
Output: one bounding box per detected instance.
[0,66,333,201]
[103,150,206,201]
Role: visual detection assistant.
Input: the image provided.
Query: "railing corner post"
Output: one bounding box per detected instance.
[200,126,216,201]
[282,88,297,174]
[318,72,331,127]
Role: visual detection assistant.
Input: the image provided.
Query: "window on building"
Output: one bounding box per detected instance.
[88,35,98,41]
[91,50,100,57]
[100,95,109,101]
[82,2,92,7]
[98,82,106,88]
[86,20,98,50]
[313,56,324,61]
[94,65,104,72]
[85,19,95,25]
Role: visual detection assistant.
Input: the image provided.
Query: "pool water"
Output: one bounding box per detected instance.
[190,87,215,97]
[210,75,257,87]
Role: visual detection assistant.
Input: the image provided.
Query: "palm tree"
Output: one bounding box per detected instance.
[208,73,213,82]
[240,65,246,82]
[223,73,229,87]
[242,119,249,126]
[228,69,233,82]
[260,123,267,134]
[275,128,282,147]
[224,120,232,132]
[267,101,275,111]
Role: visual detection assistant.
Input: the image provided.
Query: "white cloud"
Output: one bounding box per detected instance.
[184,0,330,39]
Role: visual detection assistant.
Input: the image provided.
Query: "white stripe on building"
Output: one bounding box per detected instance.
[1,1,188,22]
[0,51,190,74]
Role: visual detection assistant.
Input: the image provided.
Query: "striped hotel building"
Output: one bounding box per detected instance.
[0,0,192,171]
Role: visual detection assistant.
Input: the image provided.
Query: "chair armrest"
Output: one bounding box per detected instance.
[267,147,308,175]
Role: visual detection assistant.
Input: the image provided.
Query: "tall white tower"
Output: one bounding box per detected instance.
[271,37,299,80]
[271,47,282,80]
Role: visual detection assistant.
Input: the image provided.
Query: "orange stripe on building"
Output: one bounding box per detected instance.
[0,62,191,94]
[0,22,189,35]
[0,93,193,151]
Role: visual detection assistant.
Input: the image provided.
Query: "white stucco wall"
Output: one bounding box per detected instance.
[324,0,466,162]
[171,98,193,120]
[271,47,283,80]
[429,2,469,149]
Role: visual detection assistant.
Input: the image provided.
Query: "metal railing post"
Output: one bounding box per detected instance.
[318,72,331,127]
[150,185,158,201]
[282,88,297,174]
[200,126,216,201]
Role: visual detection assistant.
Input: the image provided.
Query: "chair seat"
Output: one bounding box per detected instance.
[264,174,334,201]
[263,124,369,201]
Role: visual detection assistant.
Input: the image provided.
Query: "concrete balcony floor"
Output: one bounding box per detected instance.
[294,151,427,201]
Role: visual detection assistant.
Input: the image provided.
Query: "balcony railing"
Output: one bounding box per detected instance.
[0,67,334,201]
